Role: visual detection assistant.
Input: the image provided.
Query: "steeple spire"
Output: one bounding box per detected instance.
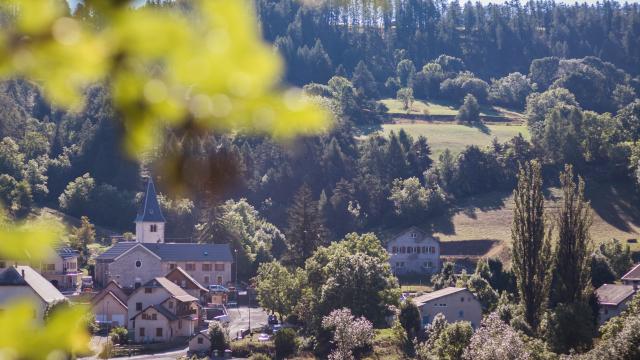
[135,177,166,223]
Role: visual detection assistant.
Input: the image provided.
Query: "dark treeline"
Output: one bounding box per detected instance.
[257,0,640,85]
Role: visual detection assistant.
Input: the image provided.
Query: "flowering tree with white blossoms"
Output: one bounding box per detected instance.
[463,312,531,360]
[322,308,374,360]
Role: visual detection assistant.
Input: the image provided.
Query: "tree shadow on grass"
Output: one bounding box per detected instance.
[459,120,491,135]
[585,179,640,234]
[426,191,510,236]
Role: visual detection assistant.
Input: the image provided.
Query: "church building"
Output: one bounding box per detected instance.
[95,178,233,289]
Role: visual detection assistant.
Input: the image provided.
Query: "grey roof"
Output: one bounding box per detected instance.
[622,264,640,281]
[596,284,635,306]
[14,266,66,304]
[135,178,166,223]
[96,242,233,263]
[0,267,28,285]
[144,243,233,262]
[412,287,468,306]
[56,246,79,259]
[136,277,198,303]
[96,242,138,261]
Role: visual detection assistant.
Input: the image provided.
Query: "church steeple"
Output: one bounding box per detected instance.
[135,178,165,243]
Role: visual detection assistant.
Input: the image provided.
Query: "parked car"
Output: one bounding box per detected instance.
[258,333,270,342]
[81,276,93,291]
[268,314,278,326]
[213,314,230,325]
[209,284,229,293]
[271,324,282,333]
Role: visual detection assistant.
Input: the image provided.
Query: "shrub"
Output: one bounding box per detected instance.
[274,328,297,359]
[230,338,274,358]
[249,354,271,360]
[208,321,230,352]
[109,326,128,345]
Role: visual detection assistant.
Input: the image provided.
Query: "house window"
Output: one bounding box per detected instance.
[135,260,142,268]
[461,297,465,302]
[139,328,145,337]
[181,280,186,287]
[151,313,157,320]
[407,247,413,254]
[430,246,436,253]
[145,288,152,294]
[197,337,203,344]
[46,264,55,271]
[422,246,426,253]
[136,302,142,311]
[150,224,157,233]
[204,276,210,284]
[202,263,212,271]
[186,263,196,271]
[392,246,397,254]
[156,328,163,337]
[169,263,176,270]
[425,261,433,268]
[459,310,464,318]
[410,232,417,238]
[415,247,420,253]
[214,263,225,271]
[400,247,406,254]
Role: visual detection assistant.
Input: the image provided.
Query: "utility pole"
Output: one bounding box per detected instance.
[234,249,238,290]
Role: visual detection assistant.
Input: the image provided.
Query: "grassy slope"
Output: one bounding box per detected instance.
[380,98,524,119]
[375,122,529,158]
[407,180,640,262]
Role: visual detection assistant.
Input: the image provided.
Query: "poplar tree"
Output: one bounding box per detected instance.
[554,164,593,304]
[511,160,553,331]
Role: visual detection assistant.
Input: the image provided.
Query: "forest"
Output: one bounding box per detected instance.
[1,0,640,359]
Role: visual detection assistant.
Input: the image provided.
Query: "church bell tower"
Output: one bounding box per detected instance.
[134,178,166,243]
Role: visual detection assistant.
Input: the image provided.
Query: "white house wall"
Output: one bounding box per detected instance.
[387,231,440,275]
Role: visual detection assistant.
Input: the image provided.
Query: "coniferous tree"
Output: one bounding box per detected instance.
[553,165,593,305]
[351,61,378,98]
[284,184,327,267]
[511,160,553,331]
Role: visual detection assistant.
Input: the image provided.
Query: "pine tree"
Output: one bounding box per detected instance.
[284,184,327,267]
[554,165,593,304]
[351,61,378,98]
[386,132,409,180]
[511,160,553,331]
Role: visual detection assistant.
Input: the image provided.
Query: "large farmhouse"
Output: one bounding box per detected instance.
[95,178,233,289]
[387,226,441,275]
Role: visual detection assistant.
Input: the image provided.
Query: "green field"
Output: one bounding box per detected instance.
[380,98,524,119]
[380,181,640,264]
[374,122,529,158]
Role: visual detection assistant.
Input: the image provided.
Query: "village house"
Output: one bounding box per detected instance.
[92,280,130,328]
[621,263,640,289]
[188,332,211,354]
[0,265,67,321]
[596,283,636,324]
[0,246,80,291]
[95,178,234,289]
[412,287,482,328]
[387,226,441,275]
[128,276,200,343]
[165,266,209,304]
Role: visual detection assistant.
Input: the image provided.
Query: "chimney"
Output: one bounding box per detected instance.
[21,269,25,278]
